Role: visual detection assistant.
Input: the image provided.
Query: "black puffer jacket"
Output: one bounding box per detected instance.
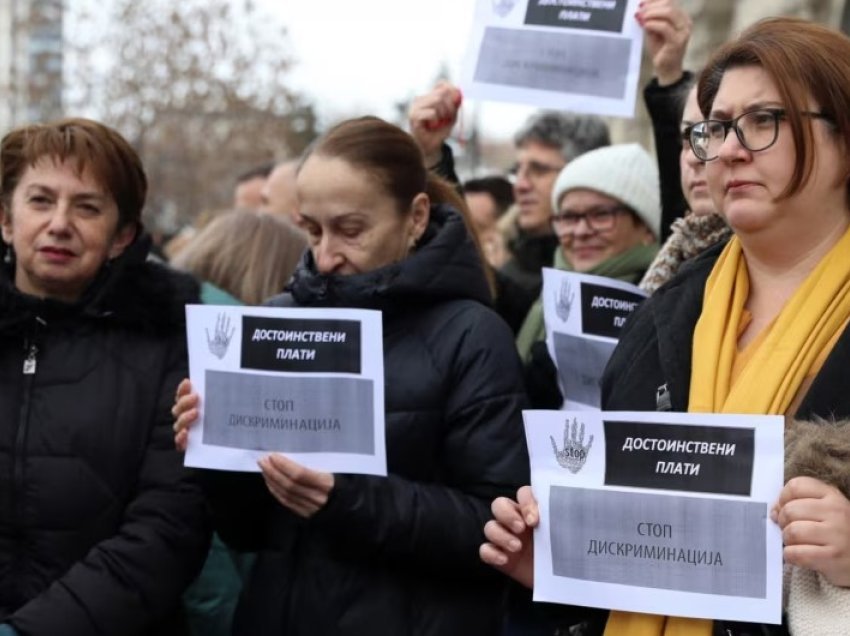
[0,239,211,635]
[204,205,530,636]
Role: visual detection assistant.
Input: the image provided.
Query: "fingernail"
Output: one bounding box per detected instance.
[512,520,525,533]
[509,539,521,552]
[495,553,508,565]
[526,514,536,525]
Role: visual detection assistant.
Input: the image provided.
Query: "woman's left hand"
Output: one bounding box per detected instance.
[772,476,850,587]
[258,454,335,519]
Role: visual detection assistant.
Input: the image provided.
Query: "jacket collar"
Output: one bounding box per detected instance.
[287,204,491,313]
[647,241,724,411]
[0,234,198,336]
[646,238,850,420]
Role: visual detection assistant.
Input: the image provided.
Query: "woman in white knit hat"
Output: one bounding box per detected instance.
[515,143,661,366]
[507,142,663,634]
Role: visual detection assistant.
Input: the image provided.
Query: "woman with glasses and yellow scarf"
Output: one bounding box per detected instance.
[481,17,850,636]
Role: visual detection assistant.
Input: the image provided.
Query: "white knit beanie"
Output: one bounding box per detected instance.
[551,143,661,238]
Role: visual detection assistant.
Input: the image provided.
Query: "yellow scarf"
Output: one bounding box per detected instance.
[605,226,850,636]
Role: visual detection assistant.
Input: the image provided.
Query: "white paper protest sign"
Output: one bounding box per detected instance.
[460,0,645,117]
[525,409,784,624]
[542,268,647,410]
[184,305,386,476]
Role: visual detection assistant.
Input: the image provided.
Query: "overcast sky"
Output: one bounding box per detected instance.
[263,0,539,140]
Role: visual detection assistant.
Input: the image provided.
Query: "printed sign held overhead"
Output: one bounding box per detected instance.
[460,0,645,117]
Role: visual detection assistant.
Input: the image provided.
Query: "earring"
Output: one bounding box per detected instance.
[2,244,12,265]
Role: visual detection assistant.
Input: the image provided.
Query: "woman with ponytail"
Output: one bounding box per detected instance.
[174,116,529,636]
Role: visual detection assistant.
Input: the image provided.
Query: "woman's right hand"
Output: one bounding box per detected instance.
[636,0,692,87]
[408,80,462,168]
[172,378,200,452]
[480,485,539,589]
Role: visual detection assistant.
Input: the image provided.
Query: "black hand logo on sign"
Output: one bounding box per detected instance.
[555,279,575,323]
[207,313,235,360]
[551,417,593,474]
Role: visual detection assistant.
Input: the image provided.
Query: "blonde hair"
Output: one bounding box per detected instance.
[173,210,307,304]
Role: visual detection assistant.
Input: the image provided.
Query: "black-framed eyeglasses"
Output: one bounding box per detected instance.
[551,205,629,233]
[509,160,564,181]
[688,108,832,162]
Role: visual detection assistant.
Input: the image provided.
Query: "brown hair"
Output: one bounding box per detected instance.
[697,17,850,199]
[302,116,495,296]
[172,209,307,305]
[0,117,147,230]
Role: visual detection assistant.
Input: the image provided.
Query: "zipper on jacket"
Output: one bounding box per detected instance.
[22,341,37,375]
[13,318,43,522]
[9,317,44,602]
[656,383,672,411]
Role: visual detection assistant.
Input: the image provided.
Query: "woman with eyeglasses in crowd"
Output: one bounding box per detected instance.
[482,16,850,636]
[637,0,732,294]
[515,143,661,409]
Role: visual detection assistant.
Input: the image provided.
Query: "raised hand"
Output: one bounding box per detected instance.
[636,0,692,86]
[408,81,462,167]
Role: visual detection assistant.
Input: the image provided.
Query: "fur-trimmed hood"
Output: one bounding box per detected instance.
[0,234,199,337]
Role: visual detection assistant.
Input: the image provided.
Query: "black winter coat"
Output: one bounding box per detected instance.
[643,72,693,243]
[204,205,530,636]
[591,240,850,636]
[0,239,211,635]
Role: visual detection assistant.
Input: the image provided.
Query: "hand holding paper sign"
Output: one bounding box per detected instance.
[172,378,197,452]
[480,486,539,589]
[258,453,334,519]
[173,376,336,519]
[772,476,850,587]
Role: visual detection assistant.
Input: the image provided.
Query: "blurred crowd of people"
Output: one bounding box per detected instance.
[1,1,850,635]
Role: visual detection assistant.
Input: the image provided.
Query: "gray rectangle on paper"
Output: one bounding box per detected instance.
[203,370,374,454]
[474,27,631,99]
[553,332,616,408]
[549,487,766,598]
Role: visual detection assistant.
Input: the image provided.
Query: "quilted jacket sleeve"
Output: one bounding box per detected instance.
[310,305,530,578]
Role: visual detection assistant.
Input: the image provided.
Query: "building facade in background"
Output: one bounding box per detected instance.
[0,0,63,134]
